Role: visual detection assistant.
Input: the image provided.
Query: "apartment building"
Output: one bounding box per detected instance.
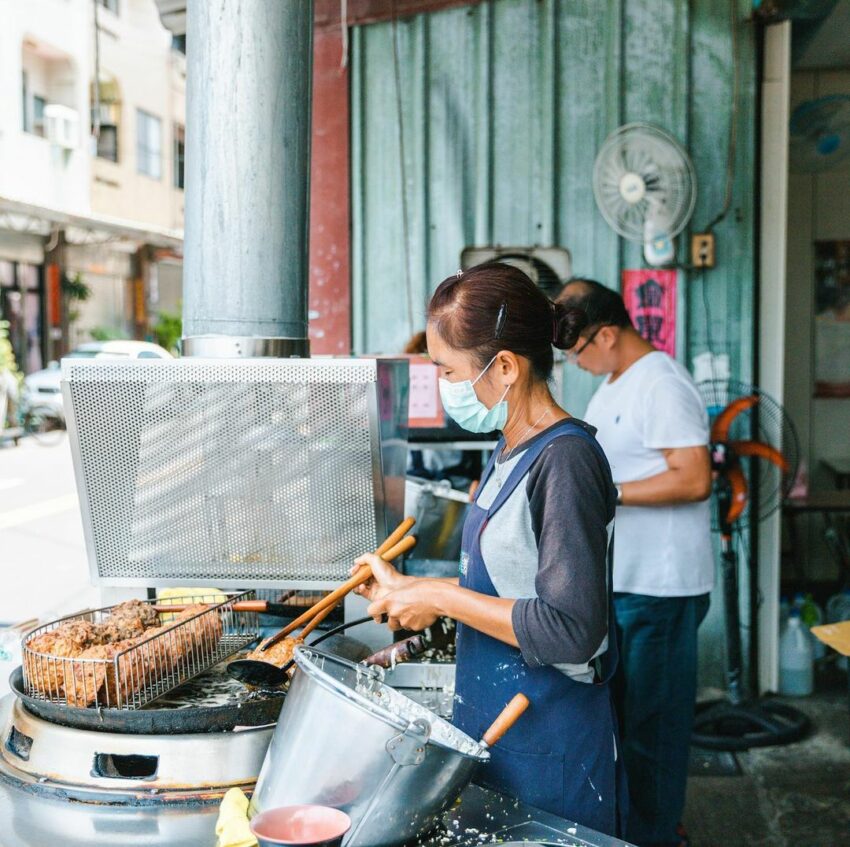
[0,0,184,372]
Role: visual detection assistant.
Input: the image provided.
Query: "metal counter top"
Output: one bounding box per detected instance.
[0,778,630,847]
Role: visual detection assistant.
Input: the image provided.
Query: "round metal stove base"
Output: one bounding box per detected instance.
[0,694,273,804]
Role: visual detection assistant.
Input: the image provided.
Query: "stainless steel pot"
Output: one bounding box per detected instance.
[250,647,488,847]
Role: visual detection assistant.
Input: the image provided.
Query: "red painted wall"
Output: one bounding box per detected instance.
[308,27,351,355]
[309,3,483,354]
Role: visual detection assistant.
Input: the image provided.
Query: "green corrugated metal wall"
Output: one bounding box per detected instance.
[351,0,758,685]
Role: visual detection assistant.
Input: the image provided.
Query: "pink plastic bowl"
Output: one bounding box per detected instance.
[250,805,352,847]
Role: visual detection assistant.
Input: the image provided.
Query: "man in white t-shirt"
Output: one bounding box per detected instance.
[558,279,712,847]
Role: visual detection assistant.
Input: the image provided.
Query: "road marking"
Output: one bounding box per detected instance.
[0,479,24,491]
[0,494,79,530]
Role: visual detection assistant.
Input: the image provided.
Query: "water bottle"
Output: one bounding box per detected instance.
[779,596,790,631]
[779,609,814,696]
[826,589,850,671]
[795,593,826,660]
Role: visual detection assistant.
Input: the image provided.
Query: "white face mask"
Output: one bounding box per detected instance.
[438,355,509,433]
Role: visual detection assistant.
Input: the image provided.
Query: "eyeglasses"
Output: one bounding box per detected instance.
[567,324,606,361]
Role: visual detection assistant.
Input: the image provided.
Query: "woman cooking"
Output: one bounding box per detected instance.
[354,263,627,837]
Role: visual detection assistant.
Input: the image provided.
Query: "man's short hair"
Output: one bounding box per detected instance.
[556,278,632,329]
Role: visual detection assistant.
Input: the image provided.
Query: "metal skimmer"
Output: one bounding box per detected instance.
[21,593,259,710]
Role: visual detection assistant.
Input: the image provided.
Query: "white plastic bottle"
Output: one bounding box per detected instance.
[792,592,825,659]
[779,609,814,697]
[779,596,790,631]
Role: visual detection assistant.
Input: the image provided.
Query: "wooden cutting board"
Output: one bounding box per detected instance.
[812,621,850,656]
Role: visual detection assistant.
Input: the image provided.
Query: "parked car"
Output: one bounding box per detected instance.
[23,340,173,415]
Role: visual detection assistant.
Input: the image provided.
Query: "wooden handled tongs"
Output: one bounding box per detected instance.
[227,517,417,688]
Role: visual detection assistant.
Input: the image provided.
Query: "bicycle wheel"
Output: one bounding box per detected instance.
[24,406,66,446]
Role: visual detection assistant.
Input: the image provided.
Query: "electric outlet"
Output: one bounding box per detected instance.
[691,233,716,269]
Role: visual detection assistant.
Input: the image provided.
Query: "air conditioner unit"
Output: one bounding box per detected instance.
[44,104,79,150]
[460,246,572,299]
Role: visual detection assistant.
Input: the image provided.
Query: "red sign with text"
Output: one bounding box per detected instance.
[622,269,677,357]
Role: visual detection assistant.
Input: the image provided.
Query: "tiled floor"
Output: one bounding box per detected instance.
[685,684,850,847]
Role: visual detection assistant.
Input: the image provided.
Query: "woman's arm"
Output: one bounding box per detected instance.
[509,436,613,667]
[368,579,518,645]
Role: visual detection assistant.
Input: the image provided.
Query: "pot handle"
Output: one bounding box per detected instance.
[387,718,431,766]
[481,693,530,748]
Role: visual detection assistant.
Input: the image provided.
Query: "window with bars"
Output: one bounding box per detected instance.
[32,96,46,138]
[21,72,47,137]
[136,109,161,179]
[92,83,121,162]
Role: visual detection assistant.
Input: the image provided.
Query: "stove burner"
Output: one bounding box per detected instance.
[0,694,274,805]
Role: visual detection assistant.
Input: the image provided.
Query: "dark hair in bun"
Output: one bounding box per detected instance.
[556,277,633,329]
[552,300,588,351]
[427,261,589,381]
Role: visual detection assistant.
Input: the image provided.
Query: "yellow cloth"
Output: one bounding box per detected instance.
[157,587,227,603]
[215,787,258,847]
[158,587,228,622]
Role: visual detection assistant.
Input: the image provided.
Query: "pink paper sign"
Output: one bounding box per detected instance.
[622,269,677,356]
[408,358,445,428]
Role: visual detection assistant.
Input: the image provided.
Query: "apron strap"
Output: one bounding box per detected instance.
[485,420,610,517]
[481,419,620,684]
[474,436,505,502]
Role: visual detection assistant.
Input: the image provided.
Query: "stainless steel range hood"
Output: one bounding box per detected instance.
[181,0,314,358]
[62,356,408,588]
[62,0,409,590]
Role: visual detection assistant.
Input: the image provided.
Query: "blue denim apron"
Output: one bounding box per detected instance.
[452,420,627,837]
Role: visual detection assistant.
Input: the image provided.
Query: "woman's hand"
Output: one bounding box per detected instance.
[351,552,413,603]
[367,580,443,632]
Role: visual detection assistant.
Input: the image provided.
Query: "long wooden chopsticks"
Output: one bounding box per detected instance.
[258,517,417,653]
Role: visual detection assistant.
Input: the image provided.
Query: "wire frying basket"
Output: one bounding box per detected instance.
[21,592,259,710]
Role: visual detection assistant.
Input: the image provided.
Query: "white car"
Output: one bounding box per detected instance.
[23,340,173,415]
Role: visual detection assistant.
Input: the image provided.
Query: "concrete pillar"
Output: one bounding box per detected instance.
[182,0,313,357]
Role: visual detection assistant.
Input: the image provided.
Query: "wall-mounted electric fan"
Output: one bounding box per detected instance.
[790,95,850,173]
[592,123,697,267]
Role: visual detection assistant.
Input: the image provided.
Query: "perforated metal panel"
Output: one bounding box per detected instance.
[62,358,407,587]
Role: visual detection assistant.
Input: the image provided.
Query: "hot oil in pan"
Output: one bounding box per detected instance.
[151,661,284,710]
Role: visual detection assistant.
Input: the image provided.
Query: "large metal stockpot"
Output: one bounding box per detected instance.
[250,647,488,847]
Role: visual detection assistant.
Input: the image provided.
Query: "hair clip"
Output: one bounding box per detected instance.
[494,302,508,339]
[455,268,463,279]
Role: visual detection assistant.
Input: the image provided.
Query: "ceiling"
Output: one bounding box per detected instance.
[794,0,850,69]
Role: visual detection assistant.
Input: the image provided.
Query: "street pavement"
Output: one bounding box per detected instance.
[0,436,99,624]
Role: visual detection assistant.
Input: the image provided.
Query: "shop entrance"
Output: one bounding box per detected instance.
[0,260,44,375]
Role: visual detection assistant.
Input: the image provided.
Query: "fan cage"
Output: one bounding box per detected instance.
[592,123,697,243]
[698,379,800,532]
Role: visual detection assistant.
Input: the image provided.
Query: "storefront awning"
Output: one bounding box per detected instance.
[0,196,183,253]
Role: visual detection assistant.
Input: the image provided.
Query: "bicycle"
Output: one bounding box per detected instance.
[21,403,66,446]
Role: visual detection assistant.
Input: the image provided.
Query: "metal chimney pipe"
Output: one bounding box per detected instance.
[182,0,313,357]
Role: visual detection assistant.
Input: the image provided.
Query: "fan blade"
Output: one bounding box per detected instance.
[726,466,749,525]
[731,440,790,474]
[711,395,759,442]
